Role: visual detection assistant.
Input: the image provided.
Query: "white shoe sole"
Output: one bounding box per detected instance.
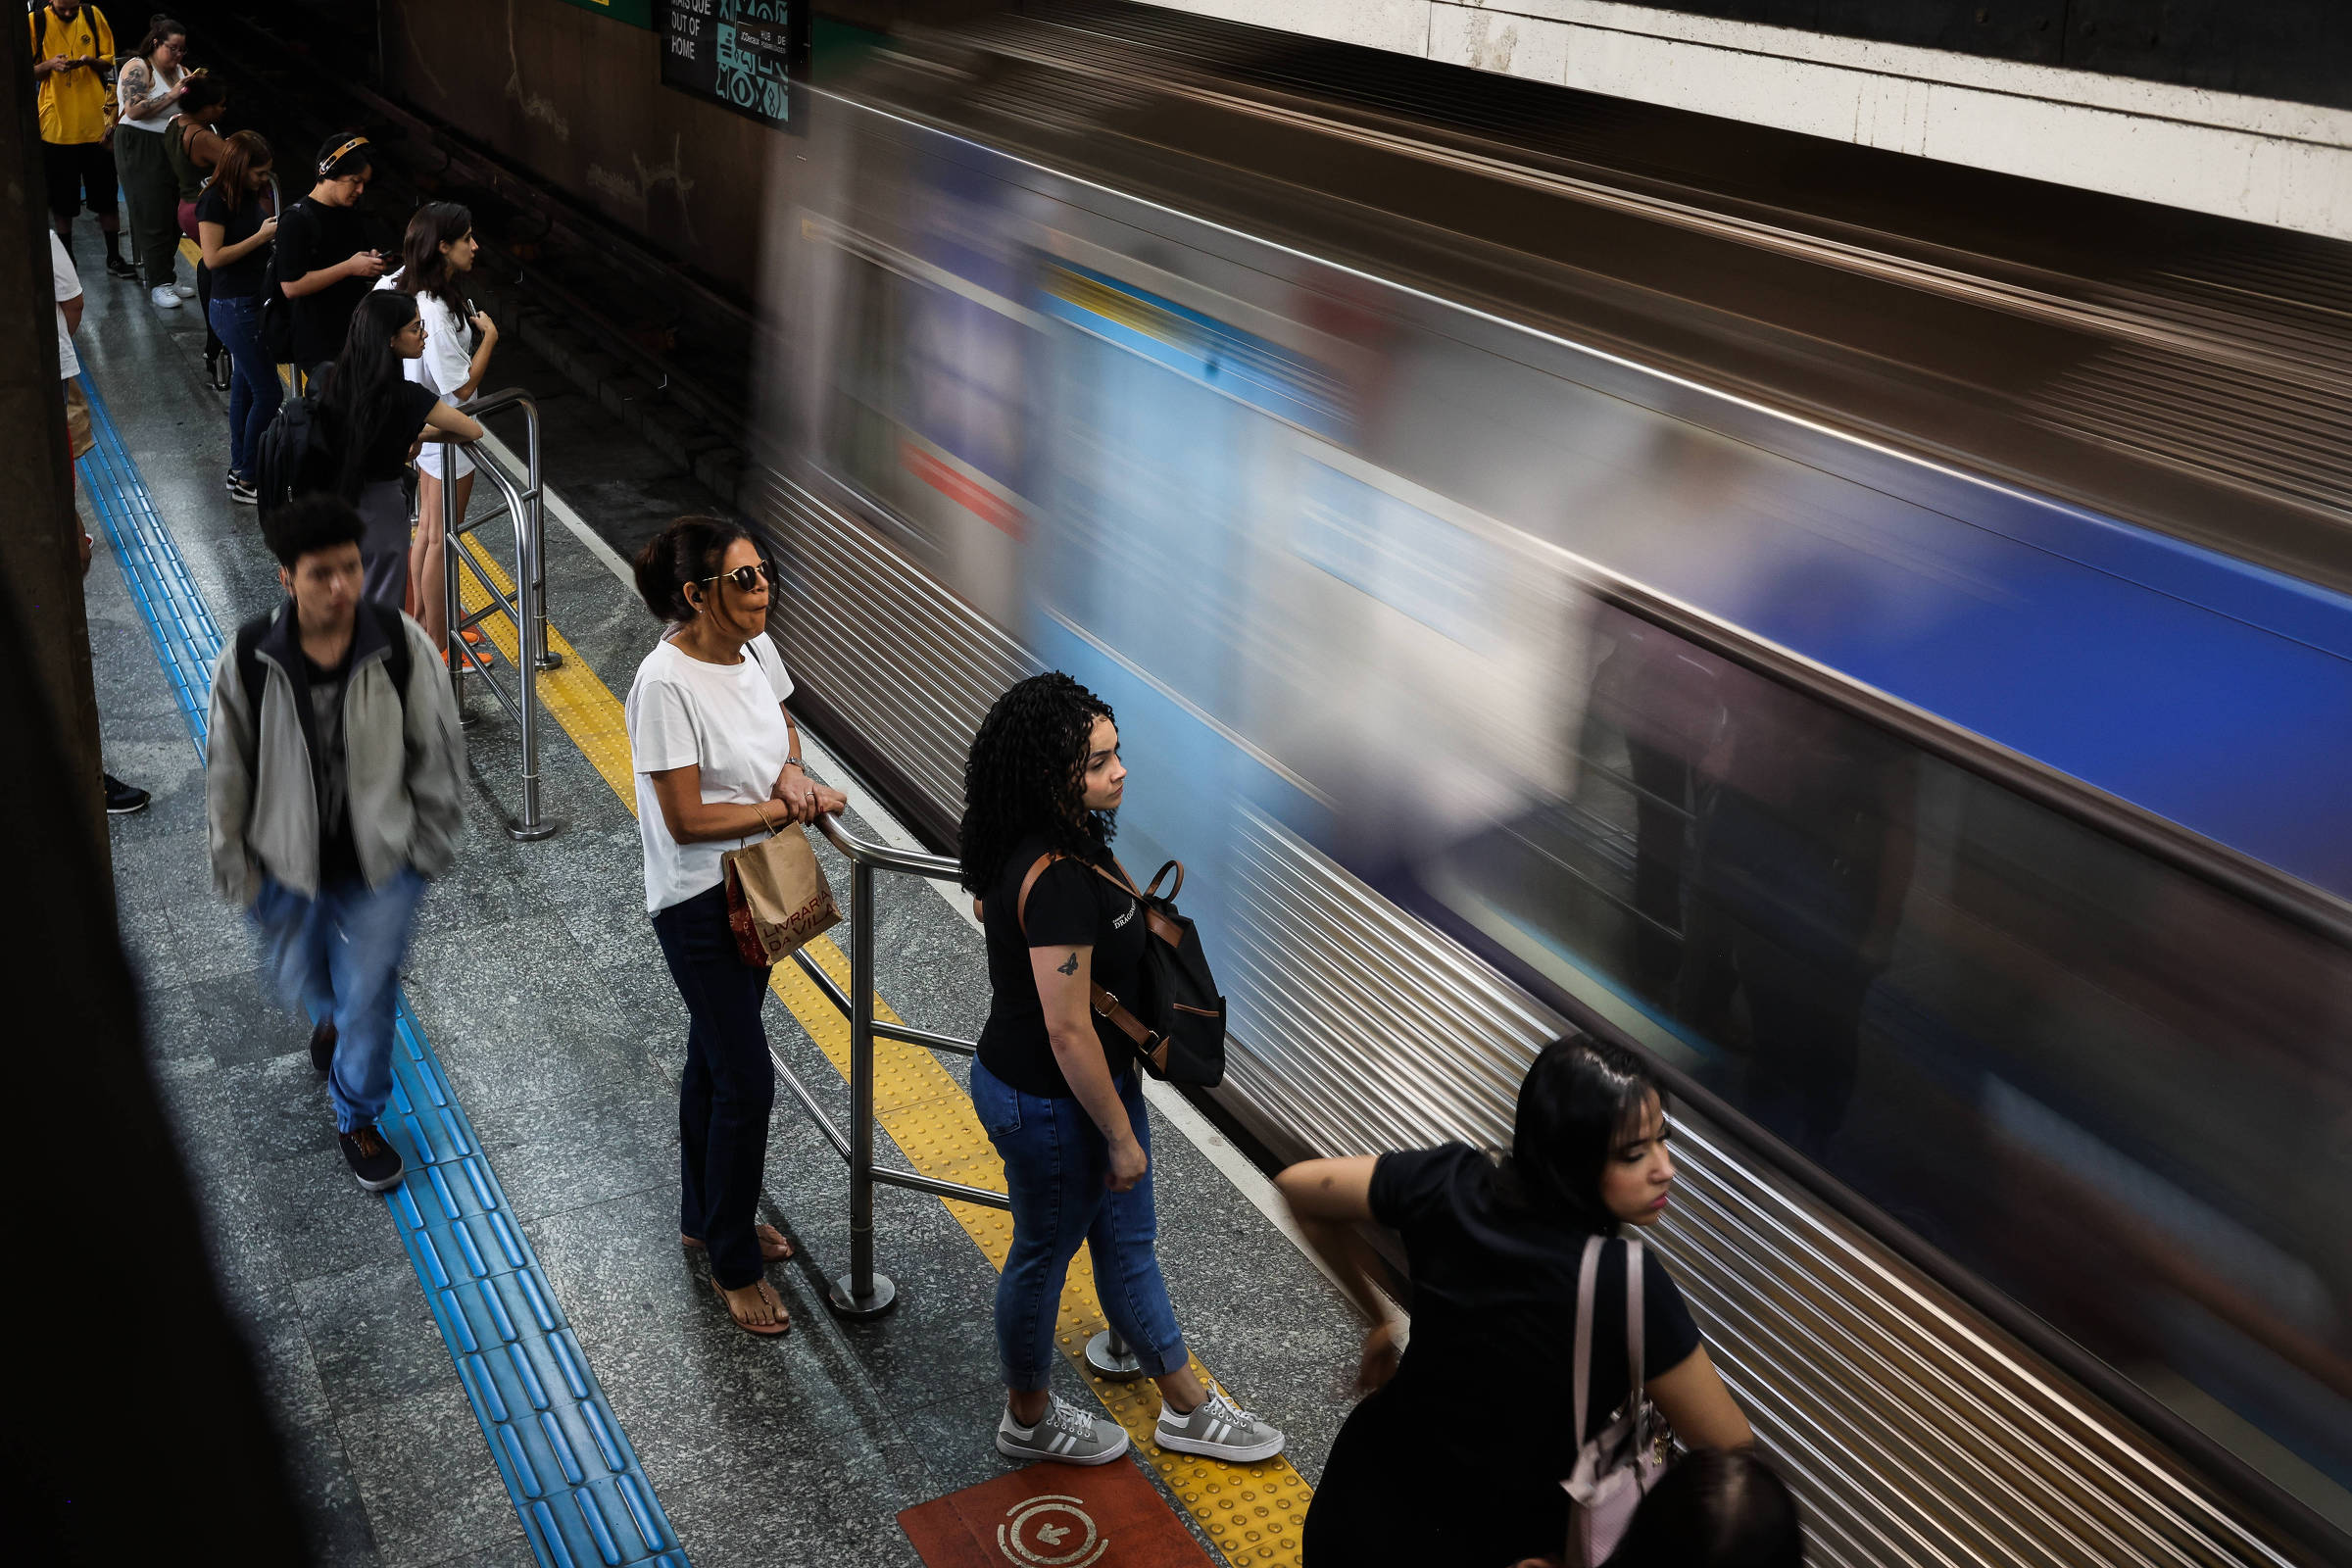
[996,1428,1131,1466]
[1154,1426,1285,1463]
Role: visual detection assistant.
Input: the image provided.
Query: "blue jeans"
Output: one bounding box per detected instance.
[250,869,425,1133]
[970,1057,1189,1391]
[208,294,280,478]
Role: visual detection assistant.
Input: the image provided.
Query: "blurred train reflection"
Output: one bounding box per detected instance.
[757,7,2352,1553]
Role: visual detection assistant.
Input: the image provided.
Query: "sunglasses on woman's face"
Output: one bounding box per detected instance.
[700,563,774,594]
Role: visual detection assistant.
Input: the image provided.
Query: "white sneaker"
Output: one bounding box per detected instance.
[996,1394,1131,1466]
[1154,1385,1285,1463]
[172,281,196,298]
[150,285,182,310]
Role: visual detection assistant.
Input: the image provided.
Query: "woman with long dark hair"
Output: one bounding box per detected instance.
[313,290,482,612]
[1281,1036,1753,1566]
[381,202,499,650]
[113,14,194,309]
[625,516,845,1337]
[197,128,278,502]
[959,673,1286,1467]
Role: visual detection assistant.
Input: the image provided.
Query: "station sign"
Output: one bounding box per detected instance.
[658,0,808,132]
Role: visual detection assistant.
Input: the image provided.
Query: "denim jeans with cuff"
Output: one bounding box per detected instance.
[971,1056,1189,1391]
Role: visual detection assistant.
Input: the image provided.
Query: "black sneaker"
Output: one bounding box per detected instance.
[103,773,150,815]
[225,471,258,506]
[310,1019,337,1074]
[105,254,139,281]
[338,1123,405,1192]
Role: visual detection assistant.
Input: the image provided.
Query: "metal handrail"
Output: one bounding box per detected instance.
[765,810,1008,1320]
[433,388,558,841]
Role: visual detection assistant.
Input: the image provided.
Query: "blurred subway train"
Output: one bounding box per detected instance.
[746,5,2352,1564]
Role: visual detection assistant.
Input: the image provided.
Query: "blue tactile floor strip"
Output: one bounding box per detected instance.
[78,372,690,1568]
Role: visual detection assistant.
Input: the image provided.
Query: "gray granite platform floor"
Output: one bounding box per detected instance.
[77,215,1361,1567]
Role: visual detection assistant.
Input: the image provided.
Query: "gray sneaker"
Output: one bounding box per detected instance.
[1154,1386,1285,1463]
[997,1394,1131,1466]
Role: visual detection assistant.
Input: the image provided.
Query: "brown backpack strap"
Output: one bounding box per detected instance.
[1016,851,1169,1072]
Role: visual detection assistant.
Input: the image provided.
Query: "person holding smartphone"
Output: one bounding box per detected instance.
[113,16,195,309]
[378,202,500,658]
[274,132,388,384]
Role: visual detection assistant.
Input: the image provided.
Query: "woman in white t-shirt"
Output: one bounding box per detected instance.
[378,202,499,659]
[625,516,846,1338]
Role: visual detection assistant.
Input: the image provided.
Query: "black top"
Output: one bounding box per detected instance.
[299,641,362,887]
[194,182,270,297]
[273,198,376,365]
[975,834,1147,1097]
[1306,1141,1702,1560]
[320,381,442,494]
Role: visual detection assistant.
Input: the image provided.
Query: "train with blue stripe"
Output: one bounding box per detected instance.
[752,7,2352,1564]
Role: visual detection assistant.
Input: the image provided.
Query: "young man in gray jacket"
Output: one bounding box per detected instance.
[208,496,465,1191]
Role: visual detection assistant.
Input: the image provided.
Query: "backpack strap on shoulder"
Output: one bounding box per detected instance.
[1015,850,1165,1068]
[233,612,272,725]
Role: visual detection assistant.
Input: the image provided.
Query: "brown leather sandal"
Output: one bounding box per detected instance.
[681,1222,795,1262]
[711,1274,791,1338]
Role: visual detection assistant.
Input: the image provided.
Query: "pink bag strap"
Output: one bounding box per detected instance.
[1572,1235,1601,1446]
[1572,1236,1648,1448]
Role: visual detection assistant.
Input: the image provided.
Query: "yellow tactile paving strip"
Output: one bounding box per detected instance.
[453,532,1313,1565]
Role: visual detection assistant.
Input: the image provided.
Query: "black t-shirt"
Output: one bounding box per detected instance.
[354,381,442,486]
[273,198,376,365]
[194,183,272,298]
[975,834,1148,1097]
[300,642,363,887]
[312,381,442,496]
[1363,1144,1699,1482]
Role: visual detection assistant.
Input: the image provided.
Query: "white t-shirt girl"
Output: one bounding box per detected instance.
[625,630,797,914]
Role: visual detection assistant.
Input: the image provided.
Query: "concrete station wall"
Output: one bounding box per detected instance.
[382,0,777,295]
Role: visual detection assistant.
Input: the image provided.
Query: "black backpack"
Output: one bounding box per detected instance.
[233,600,412,729]
[251,393,330,516]
[1020,855,1227,1087]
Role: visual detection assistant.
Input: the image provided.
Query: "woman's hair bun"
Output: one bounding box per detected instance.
[633,514,756,623]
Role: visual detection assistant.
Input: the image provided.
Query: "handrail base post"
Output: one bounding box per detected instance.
[506,817,561,843]
[826,1271,898,1320]
[1085,1329,1145,1381]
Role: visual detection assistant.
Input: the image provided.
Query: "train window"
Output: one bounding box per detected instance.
[1418,599,2352,1524]
[819,250,1031,552]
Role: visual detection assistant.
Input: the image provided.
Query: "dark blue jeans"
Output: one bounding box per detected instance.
[651,884,776,1292]
[250,869,425,1133]
[208,293,280,478]
[970,1057,1188,1391]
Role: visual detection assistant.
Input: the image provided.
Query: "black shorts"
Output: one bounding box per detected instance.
[42,138,119,220]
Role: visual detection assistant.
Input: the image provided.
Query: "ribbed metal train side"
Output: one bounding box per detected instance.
[753,69,2342,1568]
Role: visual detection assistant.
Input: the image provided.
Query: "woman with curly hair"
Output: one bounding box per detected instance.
[960,672,1285,1467]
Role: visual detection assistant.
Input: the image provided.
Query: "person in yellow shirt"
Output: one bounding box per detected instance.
[29,0,134,279]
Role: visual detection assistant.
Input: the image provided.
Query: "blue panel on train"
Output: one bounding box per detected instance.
[1459,370,2352,898]
[1035,261,1348,440]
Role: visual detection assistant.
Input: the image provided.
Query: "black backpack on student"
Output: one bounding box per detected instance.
[233,600,412,726]
[250,394,330,516]
[1019,855,1227,1087]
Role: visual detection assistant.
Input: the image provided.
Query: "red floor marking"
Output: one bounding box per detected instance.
[900,1460,1217,1568]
